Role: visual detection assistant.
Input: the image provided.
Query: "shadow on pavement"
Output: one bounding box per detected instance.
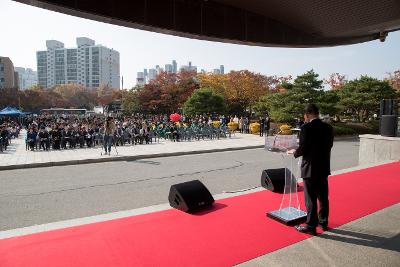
[190,203,228,216]
[319,228,400,252]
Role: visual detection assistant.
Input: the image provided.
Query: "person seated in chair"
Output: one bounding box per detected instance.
[51,125,62,150]
[38,127,50,151]
[27,128,37,151]
[98,125,104,146]
[1,124,9,151]
[77,127,85,148]
[123,126,131,145]
[66,127,75,149]
[88,126,95,147]
[83,127,92,147]
[171,124,179,142]
[114,125,124,146]
[60,126,67,149]
[138,126,145,144]
[132,125,140,145]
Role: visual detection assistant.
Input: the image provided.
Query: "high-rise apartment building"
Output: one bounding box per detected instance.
[37,37,120,89]
[148,68,157,81]
[172,60,177,73]
[136,71,145,86]
[155,65,164,74]
[165,64,173,73]
[136,61,224,85]
[136,60,178,85]
[180,61,197,72]
[213,65,225,74]
[0,57,18,89]
[15,67,37,90]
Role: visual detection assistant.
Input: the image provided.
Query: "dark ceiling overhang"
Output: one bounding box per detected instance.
[13,0,400,47]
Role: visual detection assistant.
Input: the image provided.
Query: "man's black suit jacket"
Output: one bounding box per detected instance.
[294,118,334,179]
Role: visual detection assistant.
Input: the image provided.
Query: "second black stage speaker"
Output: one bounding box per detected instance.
[380,115,398,137]
[261,168,295,193]
[168,180,214,213]
[380,99,398,116]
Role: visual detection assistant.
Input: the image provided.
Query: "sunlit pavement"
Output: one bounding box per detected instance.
[0,129,265,170]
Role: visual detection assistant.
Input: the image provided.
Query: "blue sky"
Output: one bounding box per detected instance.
[1,0,399,88]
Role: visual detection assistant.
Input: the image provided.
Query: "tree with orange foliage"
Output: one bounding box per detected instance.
[198,70,276,114]
[197,72,228,96]
[385,70,400,92]
[97,83,118,106]
[137,70,198,113]
[224,70,273,114]
[52,84,97,109]
[19,88,53,113]
[324,73,347,90]
[0,88,19,109]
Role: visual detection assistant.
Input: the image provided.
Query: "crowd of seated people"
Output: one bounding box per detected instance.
[26,115,108,151]
[22,113,237,152]
[0,120,21,152]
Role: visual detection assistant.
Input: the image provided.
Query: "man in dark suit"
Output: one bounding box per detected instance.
[288,104,334,235]
[259,117,265,136]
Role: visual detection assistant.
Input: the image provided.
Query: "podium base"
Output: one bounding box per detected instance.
[267,207,307,226]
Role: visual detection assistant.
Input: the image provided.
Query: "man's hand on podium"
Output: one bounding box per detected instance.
[287,149,296,155]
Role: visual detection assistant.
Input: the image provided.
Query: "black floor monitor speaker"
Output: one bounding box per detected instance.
[261,168,294,193]
[168,180,214,213]
[380,99,398,116]
[380,115,398,137]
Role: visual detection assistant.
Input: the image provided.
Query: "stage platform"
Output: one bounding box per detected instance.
[0,162,399,267]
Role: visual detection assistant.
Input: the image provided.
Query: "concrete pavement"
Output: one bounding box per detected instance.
[0,129,265,170]
[0,141,359,230]
[4,130,385,267]
[237,203,400,267]
[0,130,358,171]
[0,162,398,267]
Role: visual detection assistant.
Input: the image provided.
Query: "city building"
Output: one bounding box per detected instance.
[136,60,224,85]
[165,64,173,73]
[155,65,164,74]
[37,37,120,89]
[15,67,37,90]
[0,57,19,89]
[212,65,225,74]
[180,61,197,72]
[148,68,157,81]
[172,60,177,73]
[136,71,145,86]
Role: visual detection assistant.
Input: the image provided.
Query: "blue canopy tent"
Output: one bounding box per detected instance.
[0,107,24,117]
[0,107,26,126]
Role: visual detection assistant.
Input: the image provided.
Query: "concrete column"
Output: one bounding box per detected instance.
[359,134,400,165]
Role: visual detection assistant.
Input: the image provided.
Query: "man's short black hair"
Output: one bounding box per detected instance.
[304,103,319,115]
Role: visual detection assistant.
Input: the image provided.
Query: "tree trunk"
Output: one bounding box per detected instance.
[357,110,362,122]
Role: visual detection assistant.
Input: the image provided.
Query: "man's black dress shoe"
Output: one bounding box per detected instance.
[295,224,317,235]
[318,224,328,231]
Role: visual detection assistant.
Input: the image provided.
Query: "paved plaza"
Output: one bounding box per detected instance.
[1,131,398,266]
[0,130,265,170]
[1,163,398,267]
[0,138,360,230]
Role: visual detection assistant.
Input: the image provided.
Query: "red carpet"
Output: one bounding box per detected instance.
[1,162,399,267]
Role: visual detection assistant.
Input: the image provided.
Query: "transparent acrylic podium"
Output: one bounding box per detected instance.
[264,134,307,225]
